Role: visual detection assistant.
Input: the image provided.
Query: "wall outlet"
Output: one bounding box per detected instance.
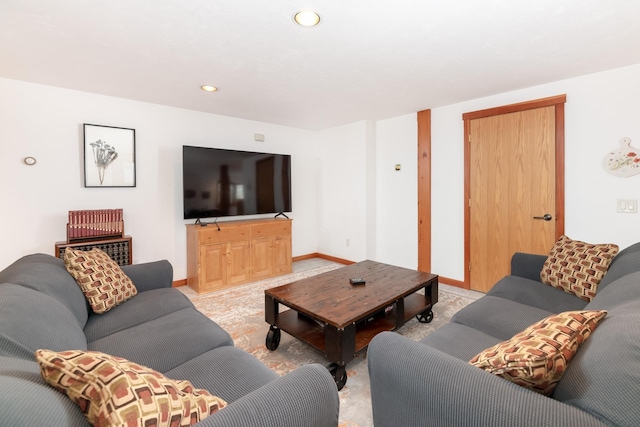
[617,199,638,213]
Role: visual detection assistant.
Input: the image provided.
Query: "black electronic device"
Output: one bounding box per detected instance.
[182,146,292,220]
[349,278,366,285]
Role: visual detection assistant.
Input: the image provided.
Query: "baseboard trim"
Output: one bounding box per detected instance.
[438,276,467,289]
[174,259,463,289]
[174,253,352,287]
[293,252,354,265]
[172,279,187,288]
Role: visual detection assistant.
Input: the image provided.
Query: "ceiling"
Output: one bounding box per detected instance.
[2,1,640,130]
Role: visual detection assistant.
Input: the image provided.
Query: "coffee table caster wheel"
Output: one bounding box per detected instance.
[416,310,433,323]
[329,364,347,391]
[265,326,281,350]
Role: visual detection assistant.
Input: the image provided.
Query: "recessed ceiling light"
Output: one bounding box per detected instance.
[293,10,321,27]
[201,85,218,92]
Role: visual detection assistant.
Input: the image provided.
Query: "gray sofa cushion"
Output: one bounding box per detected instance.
[83,288,194,342]
[0,254,88,327]
[586,271,640,311]
[88,307,233,372]
[451,295,555,341]
[419,322,502,361]
[598,241,640,291]
[165,346,279,403]
[120,260,173,292]
[368,331,609,427]
[0,356,90,426]
[511,252,548,281]
[0,284,87,360]
[488,275,588,313]
[194,364,340,427]
[553,300,640,427]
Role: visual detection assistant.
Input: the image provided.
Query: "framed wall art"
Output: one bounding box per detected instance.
[603,137,640,178]
[84,124,136,187]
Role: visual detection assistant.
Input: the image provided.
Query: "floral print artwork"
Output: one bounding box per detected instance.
[90,139,118,185]
[603,137,640,177]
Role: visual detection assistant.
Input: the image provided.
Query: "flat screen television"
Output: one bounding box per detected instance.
[182,145,292,220]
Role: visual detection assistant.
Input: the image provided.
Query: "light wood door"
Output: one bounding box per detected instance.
[469,106,557,292]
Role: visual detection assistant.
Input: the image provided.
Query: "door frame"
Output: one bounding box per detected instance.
[462,95,566,289]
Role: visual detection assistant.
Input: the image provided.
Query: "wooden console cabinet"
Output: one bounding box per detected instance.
[186,218,292,294]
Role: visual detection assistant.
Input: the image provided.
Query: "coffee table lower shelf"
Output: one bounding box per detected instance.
[273,309,400,355]
[265,292,434,389]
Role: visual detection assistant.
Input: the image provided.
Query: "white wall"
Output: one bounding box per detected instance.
[314,114,420,269]
[428,63,640,281]
[315,121,370,261]
[3,63,639,281]
[310,63,640,279]
[0,77,320,279]
[374,114,419,269]
[322,66,640,276]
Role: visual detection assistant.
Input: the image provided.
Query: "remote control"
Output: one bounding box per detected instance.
[350,278,366,285]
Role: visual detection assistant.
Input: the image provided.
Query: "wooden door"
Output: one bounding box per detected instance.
[466,96,565,293]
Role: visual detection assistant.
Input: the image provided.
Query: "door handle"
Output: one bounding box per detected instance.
[533,214,553,221]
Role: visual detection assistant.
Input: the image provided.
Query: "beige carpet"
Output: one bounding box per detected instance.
[179,263,475,427]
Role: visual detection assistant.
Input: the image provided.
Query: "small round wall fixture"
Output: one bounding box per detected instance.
[23,156,37,166]
[201,85,218,92]
[293,10,321,27]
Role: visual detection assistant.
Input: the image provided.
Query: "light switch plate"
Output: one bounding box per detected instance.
[617,199,638,213]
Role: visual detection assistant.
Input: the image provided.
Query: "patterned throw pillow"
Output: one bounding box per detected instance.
[64,247,137,313]
[540,235,619,301]
[35,349,226,427]
[469,310,607,395]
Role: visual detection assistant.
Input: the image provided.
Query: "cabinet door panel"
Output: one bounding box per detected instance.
[273,235,292,274]
[252,237,274,279]
[187,220,292,294]
[227,241,251,285]
[201,244,226,292]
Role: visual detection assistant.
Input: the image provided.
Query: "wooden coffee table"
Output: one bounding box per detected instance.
[264,260,438,389]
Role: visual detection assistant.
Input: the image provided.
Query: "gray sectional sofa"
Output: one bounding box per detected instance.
[368,242,640,427]
[0,253,339,426]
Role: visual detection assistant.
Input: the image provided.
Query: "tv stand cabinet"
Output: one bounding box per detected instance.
[186,218,292,294]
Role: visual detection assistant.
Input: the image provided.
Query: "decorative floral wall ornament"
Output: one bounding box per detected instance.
[603,137,640,177]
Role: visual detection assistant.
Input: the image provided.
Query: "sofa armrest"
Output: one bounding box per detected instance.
[120,260,173,293]
[195,364,339,427]
[368,332,606,427]
[510,252,547,281]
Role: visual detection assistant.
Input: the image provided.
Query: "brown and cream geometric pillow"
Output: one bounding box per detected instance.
[469,310,607,395]
[35,349,226,427]
[64,247,137,313]
[540,235,619,301]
